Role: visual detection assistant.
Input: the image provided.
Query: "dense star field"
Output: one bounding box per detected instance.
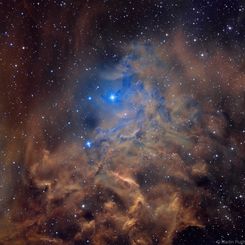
[0,1,244,245]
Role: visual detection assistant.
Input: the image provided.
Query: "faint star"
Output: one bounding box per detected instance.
[85,141,92,148]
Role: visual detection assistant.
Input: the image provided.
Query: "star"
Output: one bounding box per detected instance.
[85,141,92,148]
[109,94,116,101]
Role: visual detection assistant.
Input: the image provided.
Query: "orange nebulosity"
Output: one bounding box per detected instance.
[0,3,244,245]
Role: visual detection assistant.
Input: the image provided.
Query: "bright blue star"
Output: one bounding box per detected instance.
[88,96,92,101]
[85,141,92,148]
[109,94,116,101]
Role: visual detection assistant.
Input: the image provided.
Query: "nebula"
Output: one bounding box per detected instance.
[0,1,244,245]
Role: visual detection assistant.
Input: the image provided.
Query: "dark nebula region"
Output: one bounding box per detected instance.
[0,1,245,245]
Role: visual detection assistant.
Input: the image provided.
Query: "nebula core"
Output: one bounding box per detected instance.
[0,1,244,245]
